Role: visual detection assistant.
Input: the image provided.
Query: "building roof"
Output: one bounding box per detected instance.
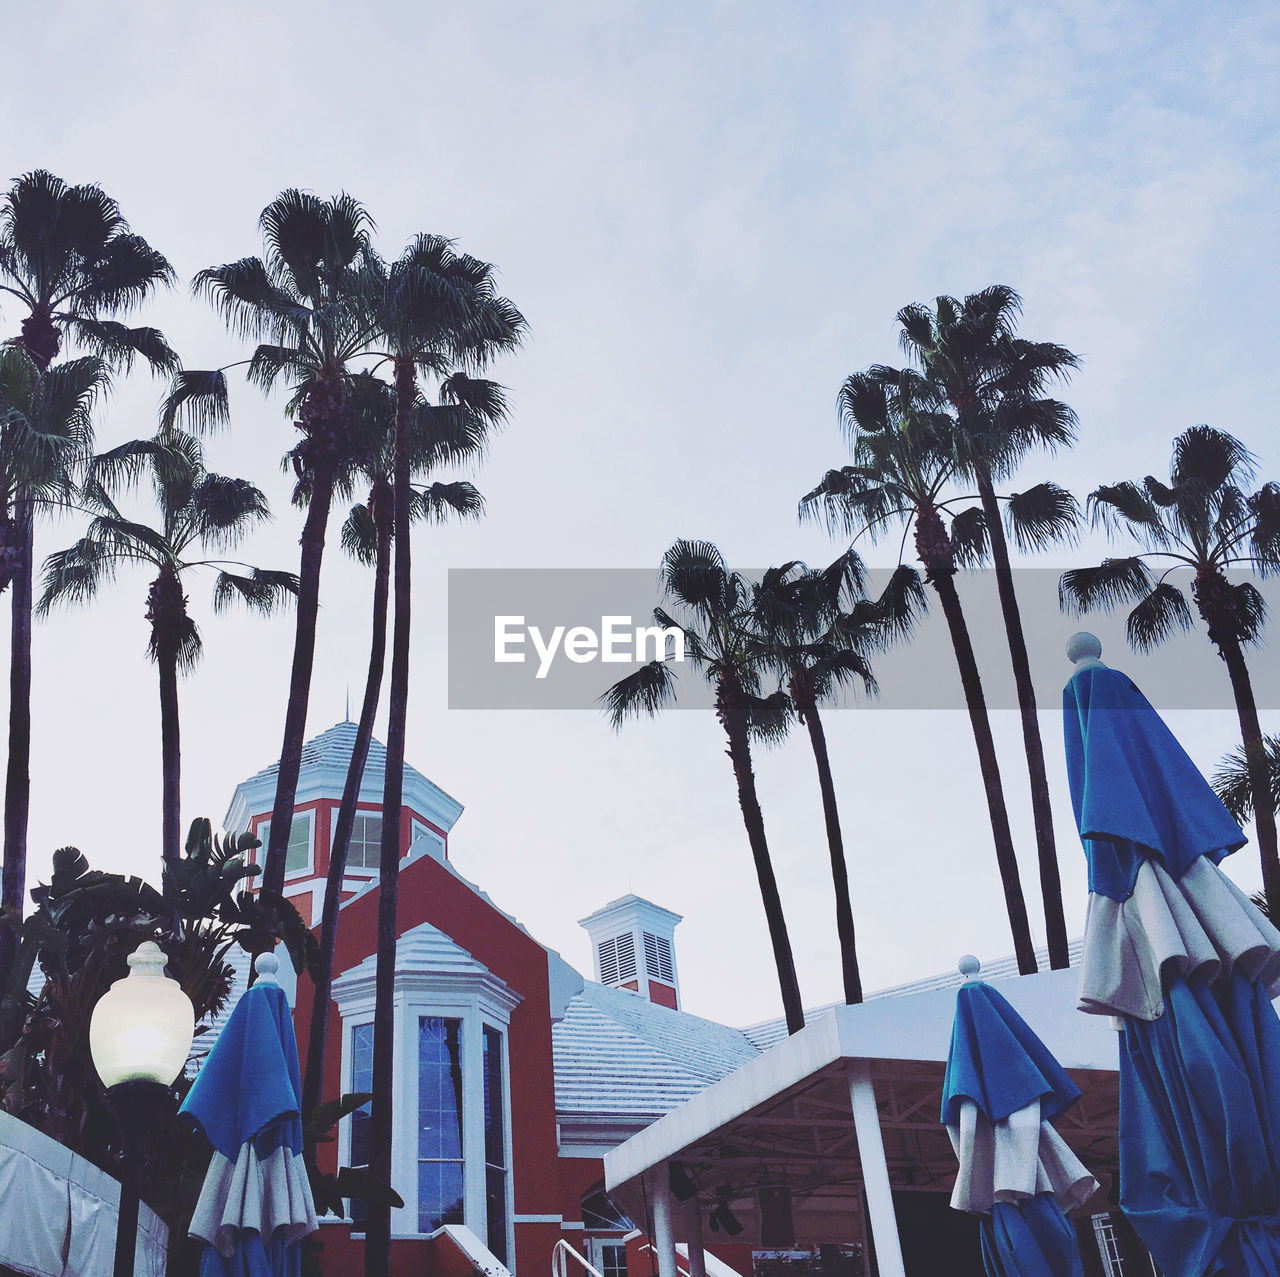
[222,719,464,835]
[553,981,760,1124]
[740,937,1085,1050]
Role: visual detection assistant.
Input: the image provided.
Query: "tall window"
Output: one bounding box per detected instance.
[418,1017,465,1234]
[345,812,382,871]
[482,1026,508,1263]
[348,1023,374,1232]
[257,811,312,876]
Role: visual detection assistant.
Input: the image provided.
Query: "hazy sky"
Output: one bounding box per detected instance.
[3,1,1278,1026]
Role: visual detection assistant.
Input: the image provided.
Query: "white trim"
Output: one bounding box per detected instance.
[515,1214,565,1225]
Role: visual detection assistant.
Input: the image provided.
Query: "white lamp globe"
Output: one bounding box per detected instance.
[89,941,195,1089]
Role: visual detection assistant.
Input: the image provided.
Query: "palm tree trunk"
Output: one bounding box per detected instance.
[974,471,1069,968]
[365,360,415,1276]
[302,486,392,1123]
[1216,634,1280,915]
[918,507,1038,974]
[721,694,805,1034]
[0,506,33,988]
[262,461,337,897]
[156,632,182,867]
[796,687,862,1003]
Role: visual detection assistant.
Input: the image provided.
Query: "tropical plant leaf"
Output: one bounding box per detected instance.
[599,659,680,727]
[1059,557,1153,614]
[1126,583,1193,651]
[949,507,988,568]
[1005,482,1080,552]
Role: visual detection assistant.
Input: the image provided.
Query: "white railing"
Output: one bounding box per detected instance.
[552,1239,606,1277]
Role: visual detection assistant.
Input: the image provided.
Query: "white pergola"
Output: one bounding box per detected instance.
[604,967,1121,1277]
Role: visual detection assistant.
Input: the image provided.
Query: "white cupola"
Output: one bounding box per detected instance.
[578,895,682,1009]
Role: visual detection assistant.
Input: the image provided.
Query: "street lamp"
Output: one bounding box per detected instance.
[89,940,195,1277]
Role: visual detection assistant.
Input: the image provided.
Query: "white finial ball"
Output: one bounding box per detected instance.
[958,954,982,979]
[254,951,280,985]
[1066,631,1103,667]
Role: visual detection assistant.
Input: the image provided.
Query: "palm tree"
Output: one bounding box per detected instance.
[299,371,498,1126]
[361,237,524,1275]
[603,540,804,1032]
[37,430,297,864]
[1061,426,1280,913]
[170,190,378,899]
[0,171,174,972]
[895,286,1079,969]
[749,553,926,1003]
[801,367,1040,974]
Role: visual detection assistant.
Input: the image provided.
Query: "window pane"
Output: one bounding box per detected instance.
[351,812,382,870]
[486,1165,508,1263]
[348,1023,375,1231]
[601,1244,628,1277]
[285,812,311,874]
[418,1160,466,1234]
[483,1027,505,1168]
[419,1018,464,1160]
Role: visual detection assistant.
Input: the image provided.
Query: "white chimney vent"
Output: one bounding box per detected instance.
[578,895,682,1009]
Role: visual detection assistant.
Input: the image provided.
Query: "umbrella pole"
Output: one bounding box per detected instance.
[847,1060,905,1277]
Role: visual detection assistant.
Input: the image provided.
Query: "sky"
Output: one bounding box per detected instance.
[2,0,1278,1027]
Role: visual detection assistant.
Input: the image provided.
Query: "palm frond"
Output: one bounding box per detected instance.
[1059,557,1153,614]
[1233,581,1268,644]
[1126,583,1193,651]
[411,481,484,523]
[1249,483,1280,572]
[193,258,308,343]
[187,475,271,549]
[949,507,988,568]
[211,568,299,615]
[37,538,118,614]
[161,370,230,433]
[1005,482,1080,552]
[340,502,379,566]
[1212,737,1280,823]
[747,688,793,747]
[1088,482,1169,543]
[599,659,680,727]
[661,540,729,611]
[1171,425,1253,490]
[61,317,177,375]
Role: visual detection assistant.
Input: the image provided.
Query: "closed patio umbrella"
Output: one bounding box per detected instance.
[180,952,317,1276]
[943,957,1098,1276]
[1064,635,1280,1276]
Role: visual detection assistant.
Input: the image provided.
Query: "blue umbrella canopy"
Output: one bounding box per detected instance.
[180,953,317,1277]
[943,971,1097,1277]
[1064,641,1280,1276]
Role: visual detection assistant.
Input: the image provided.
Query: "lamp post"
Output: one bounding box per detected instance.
[89,940,195,1277]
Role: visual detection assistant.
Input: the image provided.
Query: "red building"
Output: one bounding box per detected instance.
[219,721,762,1277]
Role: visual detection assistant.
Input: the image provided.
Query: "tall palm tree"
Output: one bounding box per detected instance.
[361,238,524,1275]
[170,190,378,899]
[895,286,1079,969]
[749,553,926,1003]
[299,370,498,1127]
[801,368,1040,974]
[0,171,174,971]
[603,540,804,1032]
[1061,426,1280,913]
[37,430,297,864]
